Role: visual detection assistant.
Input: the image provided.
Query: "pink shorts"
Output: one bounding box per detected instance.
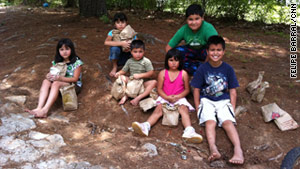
[156,96,195,112]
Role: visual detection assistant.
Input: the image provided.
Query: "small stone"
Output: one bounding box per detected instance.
[14,66,22,72]
[193,156,203,161]
[142,143,158,157]
[210,160,226,168]
[5,95,26,105]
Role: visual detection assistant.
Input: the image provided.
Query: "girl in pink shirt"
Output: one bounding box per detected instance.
[132,48,203,143]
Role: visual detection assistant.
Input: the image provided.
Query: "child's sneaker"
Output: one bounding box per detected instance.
[132,122,149,136]
[182,127,203,144]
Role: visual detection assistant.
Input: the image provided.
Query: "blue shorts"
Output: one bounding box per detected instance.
[176,45,207,76]
[109,46,131,66]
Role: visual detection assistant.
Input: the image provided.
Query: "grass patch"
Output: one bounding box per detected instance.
[265,31,289,39]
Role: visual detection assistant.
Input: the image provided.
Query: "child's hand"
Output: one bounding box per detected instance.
[46,73,54,81]
[51,75,59,81]
[167,95,176,103]
[173,95,180,102]
[168,95,180,103]
[122,41,130,49]
[133,74,141,79]
[115,72,120,78]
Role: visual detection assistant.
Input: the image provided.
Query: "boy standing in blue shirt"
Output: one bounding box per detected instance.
[191,35,244,164]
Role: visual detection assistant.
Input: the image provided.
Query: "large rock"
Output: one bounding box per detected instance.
[0,113,36,136]
[5,95,26,105]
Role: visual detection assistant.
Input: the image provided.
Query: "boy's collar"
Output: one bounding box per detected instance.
[208,60,223,68]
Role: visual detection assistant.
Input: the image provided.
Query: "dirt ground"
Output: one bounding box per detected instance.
[0,6,299,169]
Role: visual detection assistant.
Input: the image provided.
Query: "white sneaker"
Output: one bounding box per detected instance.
[182,127,203,144]
[132,122,149,136]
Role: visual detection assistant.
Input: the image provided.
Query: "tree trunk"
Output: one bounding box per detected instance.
[65,0,77,8]
[79,0,107,17]
[202,0,206,11]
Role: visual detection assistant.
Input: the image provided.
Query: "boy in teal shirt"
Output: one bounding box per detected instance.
[166,4,218,76]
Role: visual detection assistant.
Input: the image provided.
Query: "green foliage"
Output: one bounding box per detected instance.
[1,0,299,25]
[107,0,157,10]
[99,15,110,24]
[205,0,250,20]
[48,0,64,8]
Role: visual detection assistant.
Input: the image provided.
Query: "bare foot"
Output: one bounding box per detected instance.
[130,97,140,106]
[208,152,221,162]
[109,67,117,77]
[33,109,48,118]
[208,146,221,162]
[229,147,244,164]
[119,95,128,105]
[25,108,40,115]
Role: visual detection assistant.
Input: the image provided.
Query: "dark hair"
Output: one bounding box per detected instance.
[55,38,79,64]
[186,4,204,18]
[130,40,145,50]
[113,12,128,23]
[206,35,226,50]
[164,48,183,70]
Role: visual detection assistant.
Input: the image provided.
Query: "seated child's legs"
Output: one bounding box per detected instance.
[198,98,235,127]
[109,46,121,77]
[178,105,191,128]
[197,98,217,125]
[109,46,121,60]
[33,81,69,118]
[222,120,244,164]
[178,105,202,143]
[147,104,163,126]
[130,80,157,106]
[205,120,221,162]
[118,75,129,105]
[215,99,236,127]
[176,45,207,76]
[132,105,162,136]
[26,79,52,115]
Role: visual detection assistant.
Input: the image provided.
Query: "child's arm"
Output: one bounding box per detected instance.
[165,44,172,52]
[193,88,201,112]
[104,36,130,49]
[115,70,126,78]
[229,88,237,112]
[53,66,82,83]
[133,70,154,80]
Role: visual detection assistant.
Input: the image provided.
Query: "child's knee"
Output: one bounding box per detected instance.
[52,81,63,89]
[205,120,217,127]
[221,120,234,128]
[41,79,51,88]
[178,105,188,114]
[109,47,121,60]
[154,104,163,116]
[149,80,157,88]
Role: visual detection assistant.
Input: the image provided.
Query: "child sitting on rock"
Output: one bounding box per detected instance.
[132,48,203,143]
[191,35,244,164]
[104,12,137,77]
[115,40,156,106]
[25,38,83,118]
